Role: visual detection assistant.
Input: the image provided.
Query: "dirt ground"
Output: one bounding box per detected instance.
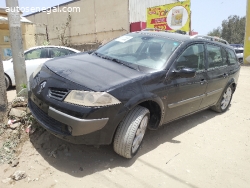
[1,66,250,188]
[6,87,16,103]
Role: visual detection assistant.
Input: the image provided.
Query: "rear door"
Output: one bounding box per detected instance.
[164,43,207,122]
[199,43,229,109]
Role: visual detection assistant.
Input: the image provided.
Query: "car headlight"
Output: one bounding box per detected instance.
[33,63,43,78]
[64,90,121,107]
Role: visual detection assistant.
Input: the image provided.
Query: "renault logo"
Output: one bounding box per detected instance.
[37,81,46,94]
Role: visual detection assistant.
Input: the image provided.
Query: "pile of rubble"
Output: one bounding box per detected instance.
[0,97,38,164]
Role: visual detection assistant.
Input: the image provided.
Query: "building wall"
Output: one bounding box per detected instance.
[129,0,177,23]
[0,27,10,60]
[26,0,130,49]
[21,23,36,50]
[0,23,35,60]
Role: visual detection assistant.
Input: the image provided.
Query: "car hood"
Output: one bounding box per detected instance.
[45,53,145,91]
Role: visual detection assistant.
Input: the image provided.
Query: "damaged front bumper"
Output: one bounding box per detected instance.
[48,106,109,136]
[28,98,115,145]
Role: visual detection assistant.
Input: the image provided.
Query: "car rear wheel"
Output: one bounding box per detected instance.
[113,106,150,158]
[211,85,233,113]
[5,75,10,90]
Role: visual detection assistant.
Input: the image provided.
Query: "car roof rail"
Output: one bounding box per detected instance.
[191,35,229,45]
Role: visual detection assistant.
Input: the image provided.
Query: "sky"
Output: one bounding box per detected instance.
[0,0,247,35]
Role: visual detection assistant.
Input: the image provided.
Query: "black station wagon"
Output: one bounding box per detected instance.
[28,30,240,158]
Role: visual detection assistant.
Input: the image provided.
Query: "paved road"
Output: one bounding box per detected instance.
[3,66,250,188]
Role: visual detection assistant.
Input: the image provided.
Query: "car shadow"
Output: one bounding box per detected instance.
[29,108,219,178]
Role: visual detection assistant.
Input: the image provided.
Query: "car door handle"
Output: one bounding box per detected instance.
[200,79,207,85]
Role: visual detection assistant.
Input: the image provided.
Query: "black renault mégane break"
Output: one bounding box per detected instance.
[28,30,240,158]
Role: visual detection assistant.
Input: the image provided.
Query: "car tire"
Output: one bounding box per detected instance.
[113,106,150,159]
[211,85,233,113]
[5,75,10,90]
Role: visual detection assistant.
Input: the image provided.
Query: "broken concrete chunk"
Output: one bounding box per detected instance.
[15,107,27,112]
[12,101,27,108]
[9,108,27,118]
[11,171,27,181]
[12,97,25,104]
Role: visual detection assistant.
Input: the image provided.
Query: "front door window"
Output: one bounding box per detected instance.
[176,44,205,71]
[25,49,48,60]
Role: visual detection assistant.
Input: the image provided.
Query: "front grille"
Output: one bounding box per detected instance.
[28,99,70,136]
[49,88,69,101]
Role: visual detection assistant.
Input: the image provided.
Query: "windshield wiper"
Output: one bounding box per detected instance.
[110,58,139,71]
[93,52,139,71]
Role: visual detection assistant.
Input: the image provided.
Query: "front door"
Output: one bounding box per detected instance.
[25,48,50,80]
[164,43,207,123]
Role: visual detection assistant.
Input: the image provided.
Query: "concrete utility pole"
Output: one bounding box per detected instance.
[6,0,27,94]
[0,56,8,123]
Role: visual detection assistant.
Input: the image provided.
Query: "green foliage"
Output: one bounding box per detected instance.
[208,15,246,44]
[43,41,51,46]
[208,27,222,37]
[56,13,72,46]
[20,84,27,89]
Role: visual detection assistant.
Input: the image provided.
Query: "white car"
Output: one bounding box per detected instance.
[3,46,80,89]
[234,47,244,64]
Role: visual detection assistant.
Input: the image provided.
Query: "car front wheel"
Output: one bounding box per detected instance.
[211,85,233,113]
[113,106,150,158]
[5,75,10,90]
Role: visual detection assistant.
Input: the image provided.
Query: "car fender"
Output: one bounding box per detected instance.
[119,92,165,126]
[227,77,237,92]
[3,61,15,86]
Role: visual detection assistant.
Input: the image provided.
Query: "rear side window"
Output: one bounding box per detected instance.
[49,48,76,58]
[207,44,227,68]
[175,44,205,71]
[227,49,238,65]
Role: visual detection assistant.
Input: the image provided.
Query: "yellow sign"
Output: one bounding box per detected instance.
[147,0,191,33]
[244,0,250,64]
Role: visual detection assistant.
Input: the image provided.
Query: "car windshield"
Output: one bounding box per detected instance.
[95,33,181,70]
[235,49,244,53]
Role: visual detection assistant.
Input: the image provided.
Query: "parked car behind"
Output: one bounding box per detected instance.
[230,44,244,48]
[3,46,80,89]
[234,47,244,64]
[28,30,240,159]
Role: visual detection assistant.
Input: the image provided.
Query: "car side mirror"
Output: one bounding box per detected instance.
[172,68,196,78]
